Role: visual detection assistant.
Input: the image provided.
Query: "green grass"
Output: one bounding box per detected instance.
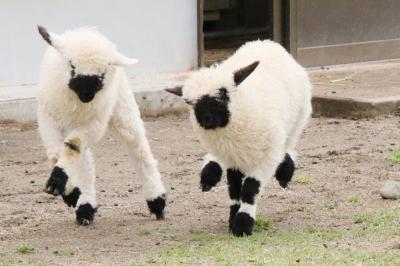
[347,195,360,204]
[133,208,400,266]
[54,249,74,257]
[254,218,271,232]
[0,259,45,266]
[16,246,34,255]
[292,175,311,184]
[387,149,400,164]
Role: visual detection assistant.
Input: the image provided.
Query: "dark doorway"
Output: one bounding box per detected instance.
[203,0,274,66]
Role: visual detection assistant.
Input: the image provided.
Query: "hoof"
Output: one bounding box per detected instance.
[76,203,96,226]
[231,212,254,237]
[62,187,81,207]
[229,204,240,231]
[200,161,222,192]
[147,194,166,220]
[45,167,68,196]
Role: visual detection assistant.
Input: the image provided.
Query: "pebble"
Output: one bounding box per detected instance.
[380,181,400,199]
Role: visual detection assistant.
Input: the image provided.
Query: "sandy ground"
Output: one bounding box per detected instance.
[0,114,399,265]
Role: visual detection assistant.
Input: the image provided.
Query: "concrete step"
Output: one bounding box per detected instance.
[1,60,400,123]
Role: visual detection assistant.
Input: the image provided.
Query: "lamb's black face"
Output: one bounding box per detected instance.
[68,63,105,103]
[194,88,230,130]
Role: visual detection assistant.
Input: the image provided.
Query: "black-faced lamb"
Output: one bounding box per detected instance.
[37,26,166,225]
[166,40,312,236]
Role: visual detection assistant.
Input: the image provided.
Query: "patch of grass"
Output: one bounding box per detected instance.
[254,218,271,232]
[353,214,367,224]
[135,208,400,265]
[292,175,311,184]
[54,249,74,257]
[138,229,151,236]
[303,225,318,234]
[16,246,34,254]
[347,195,360,204]
[387,149,400,164]
[189,228,202,235]
[0,259,45,266]
[321,201,338,210]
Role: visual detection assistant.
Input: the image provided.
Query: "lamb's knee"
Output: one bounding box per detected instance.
[64,137,82,160]
[200,161,223,192]
[241,177,261,205]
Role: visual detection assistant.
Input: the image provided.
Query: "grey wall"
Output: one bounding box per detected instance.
[290,0,400,66]
[0,0,198,87]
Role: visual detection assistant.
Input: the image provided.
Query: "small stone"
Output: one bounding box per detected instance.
[380,181,400,199]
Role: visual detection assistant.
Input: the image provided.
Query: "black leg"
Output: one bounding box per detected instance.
[227,168,244,231]
[231,177,260,237]
[275,153,295,188]
[200,161,223,192]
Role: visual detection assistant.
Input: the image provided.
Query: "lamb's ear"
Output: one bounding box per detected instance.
[233,61,259,85]
[37,25,62,48]
[165,86,183,97]
[112,52,138,66]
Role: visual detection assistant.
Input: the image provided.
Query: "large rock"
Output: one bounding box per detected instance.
[380,181,400,200]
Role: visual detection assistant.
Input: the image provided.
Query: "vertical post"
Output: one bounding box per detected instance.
[273,0,283,44]
[197,0,204,67]
[287,0,298,57]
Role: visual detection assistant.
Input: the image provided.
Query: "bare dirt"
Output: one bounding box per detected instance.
[310,60,400,99]
[0,114,399,265]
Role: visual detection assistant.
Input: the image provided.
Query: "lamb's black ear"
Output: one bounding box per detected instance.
[233,61,259,86]
[37,25,52,45]
[165,86,183,97]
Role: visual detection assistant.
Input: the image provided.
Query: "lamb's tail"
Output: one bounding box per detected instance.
[275,154,295,188]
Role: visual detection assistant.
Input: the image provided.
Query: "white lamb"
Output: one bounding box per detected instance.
[37,26,166,225]
[166,40,312,236]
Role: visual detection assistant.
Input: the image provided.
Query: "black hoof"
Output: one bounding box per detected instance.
[231,212,254,237]
[76,203,96,226]
[147,194,166,220]
[62,187,81,207]
[229,204,240,231]
[45,167,68,196]
[200,161,223,192]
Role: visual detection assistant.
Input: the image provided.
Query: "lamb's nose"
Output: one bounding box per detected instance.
[204,114,214,126]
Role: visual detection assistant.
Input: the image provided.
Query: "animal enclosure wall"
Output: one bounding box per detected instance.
[0,0,198,88]
[287,0,400,66]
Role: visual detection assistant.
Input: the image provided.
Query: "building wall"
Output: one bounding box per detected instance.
[0,0,198,87]
[290,0,400,66]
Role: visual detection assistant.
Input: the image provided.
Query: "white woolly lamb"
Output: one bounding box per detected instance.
[37,26,166,225]
[166,40,312,236]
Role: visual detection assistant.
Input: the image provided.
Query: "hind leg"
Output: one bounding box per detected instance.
[276,106,311,188]
[110,87,166,220]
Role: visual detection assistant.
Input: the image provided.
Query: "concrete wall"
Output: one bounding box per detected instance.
[0,0,198,87]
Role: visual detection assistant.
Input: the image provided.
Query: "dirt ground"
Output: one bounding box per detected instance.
[0,113,399,265]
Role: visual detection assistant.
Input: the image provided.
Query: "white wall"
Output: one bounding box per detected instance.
[0,0,198,87]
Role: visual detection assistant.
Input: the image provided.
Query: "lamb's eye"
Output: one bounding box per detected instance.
[184,99,194,105]
[69,61,76,76]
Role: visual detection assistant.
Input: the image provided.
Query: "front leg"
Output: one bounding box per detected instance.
[200,154,224,192]
[45,149,97,225]
[227,168,244,230]
[231,176,262,237]
[45,118,106,197]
